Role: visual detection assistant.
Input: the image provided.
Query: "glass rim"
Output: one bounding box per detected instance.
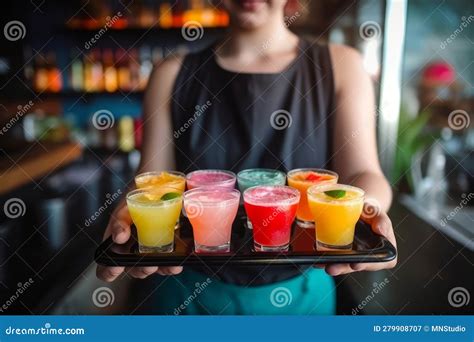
[243,185,300,206]
[126,187,183,206]
[307,183,365,202]
[183,187,241,206]
[237,168,286,181]
[185,169,237,186]
[287,168,338,179]
[135,170,186,181]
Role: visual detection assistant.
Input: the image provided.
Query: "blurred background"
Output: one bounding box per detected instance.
[0,0,472,315]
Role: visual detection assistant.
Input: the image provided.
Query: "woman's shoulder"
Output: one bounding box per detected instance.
[152,54,185,77]
[145,54,185,94]
[152,45,214,77]
[327,43,366,93]
[328,43,363,63]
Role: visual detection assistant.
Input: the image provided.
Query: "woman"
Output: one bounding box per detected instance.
[97,0,397,314]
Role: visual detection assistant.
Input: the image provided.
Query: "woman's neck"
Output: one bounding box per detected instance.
[217,19,298,59]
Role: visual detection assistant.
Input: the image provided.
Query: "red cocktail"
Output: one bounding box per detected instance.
[243,185,299,252]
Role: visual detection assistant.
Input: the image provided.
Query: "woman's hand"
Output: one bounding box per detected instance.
[324,211,398,276]
[96,203,183,282]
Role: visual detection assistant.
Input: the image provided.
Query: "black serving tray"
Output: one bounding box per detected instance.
[95,208,396,267]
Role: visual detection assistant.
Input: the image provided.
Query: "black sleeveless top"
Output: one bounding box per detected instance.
[171,38,335,286]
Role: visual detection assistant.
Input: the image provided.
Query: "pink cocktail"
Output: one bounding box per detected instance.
[183,188,240,253]
[186,170,236,190]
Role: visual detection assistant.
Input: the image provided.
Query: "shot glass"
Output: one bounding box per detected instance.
[243,185,300,252]
[135,171,186,230]
[237,168,286,229]
[185,169,236,190]
[287,168,338,228]
[183,188,240,253]
[126,186,183,253]
[307,183,364,250]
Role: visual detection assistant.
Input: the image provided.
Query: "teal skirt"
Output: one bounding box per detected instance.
[151,268,336,315]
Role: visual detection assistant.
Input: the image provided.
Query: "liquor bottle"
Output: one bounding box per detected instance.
[83,51,94,92]
[128,49,141,91]
[119,116,135,152]
[172,0,184,28]
[23,47,35,88]
[134,118,143,149]
[70,51,84,91]
[139,46,153,90]
[139,0,155,27]
[116,49,131,91]
[34,54,49,92]
[159,2,173,28]
[200,1,217,27]
[184,0,215,27]
[103,49,118,92]
[47,52,62,93]
[152,47,163,65]
[216,2,230,27]
[90,49,104,92]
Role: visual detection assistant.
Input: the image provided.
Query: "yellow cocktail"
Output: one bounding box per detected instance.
[126,186,182,253]
[287,168,338,228]
[307,184,364,250]
[135,171,185,229]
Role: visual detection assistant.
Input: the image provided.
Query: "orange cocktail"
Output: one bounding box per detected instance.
[135,171,186,192]
[307,184,364,250]
[287,168,338,228]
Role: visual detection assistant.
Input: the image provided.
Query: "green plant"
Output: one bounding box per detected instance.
[391,107,438,192]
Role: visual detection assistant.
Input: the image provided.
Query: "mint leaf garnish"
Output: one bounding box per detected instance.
[160,192,181,201]
[324,190,346,199]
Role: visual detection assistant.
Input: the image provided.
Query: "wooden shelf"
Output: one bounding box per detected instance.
[0,142,83,196]
[35,90,144,98]
[64,26,227,33]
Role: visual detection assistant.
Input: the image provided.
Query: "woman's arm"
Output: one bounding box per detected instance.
[330,44,392,209]
[97,55,184,282]
[138,56,183,173]
[327,44,397,275]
